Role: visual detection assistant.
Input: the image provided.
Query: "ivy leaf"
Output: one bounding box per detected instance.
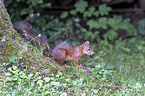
[60,12,68,18]
[9,55,17,63]
[89,7,95,13]
[127,24,137,35]
[138,19,145,33]
[41,3,51,8]
[103,29,118,41]
[87,18,108,29]
[87,31,99,39]
[93,11,99,17]
[98,17,108,29]
[99,4,111,16]
[83,11,91,17]
[70,10,77,15]
[120,18,130,30]
[108,16,122,31]
[83,7,95,17]
[108,18,119,30]
[87,20,99,29]
[75,1,88,13]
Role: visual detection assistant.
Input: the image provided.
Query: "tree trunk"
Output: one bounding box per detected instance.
[0,0,20,62]
[0,0,64,74]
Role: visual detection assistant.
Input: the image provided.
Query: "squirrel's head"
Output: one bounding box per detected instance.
[83,41,94,55]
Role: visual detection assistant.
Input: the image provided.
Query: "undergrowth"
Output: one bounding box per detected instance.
[2,0,145,95]
[1,39,145,95]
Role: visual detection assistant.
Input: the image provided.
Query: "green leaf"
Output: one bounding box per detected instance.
[70,10,77,15]
[51,81,60,86]
[20,73,26,78]
[8,67,12,72]
[35,72,40,78]
[108,16,122,30]
[22,44,27,48]
[98,17,108,29]
[37,80,44,87]
[60,12,68,18]
[9,55,17,63]
[36,0,43,4]
[89,7,95,12]
[87,18,105,29]
[127,24,137,35]
[87,20,98,29]
[60,92,67,96]
[31,82,35,87]
[123,18,130,24]
[138,19,145,33]
[93,90,98,94]
[12,76,18,81]
[87,31,99,39]
[74,18,80,22]
[16,0,21,2]
[18,50,24,56]
[120,18,130,29]
[42,3,51,8]
[135,82,142,89]
[12,90,17,96]
[5,72,11,76]
[83,7,95,17]
[75,1,88,13]
[93,11,99,17]
[99,4,111,15]
[44,77,50,82]
[20,9,29,15]
[12,65,17,70]
[103,29,118,41]
[28,74,34,79]
[83,11,90,17]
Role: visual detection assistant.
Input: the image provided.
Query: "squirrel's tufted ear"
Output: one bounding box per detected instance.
[83,41,89,47]
[86,41,89,44]
[85,41,89,45]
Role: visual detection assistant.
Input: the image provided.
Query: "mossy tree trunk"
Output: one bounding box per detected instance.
[0,0,64,74]
[0,0,22,63]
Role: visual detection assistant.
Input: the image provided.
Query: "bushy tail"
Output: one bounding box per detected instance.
[14,23,50,56]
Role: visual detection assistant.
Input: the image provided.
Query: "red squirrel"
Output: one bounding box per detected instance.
[14,14,94,68]
[50,41,94,68]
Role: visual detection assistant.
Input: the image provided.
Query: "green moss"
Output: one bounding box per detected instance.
[0,2,67,76]
[0,21,65,75]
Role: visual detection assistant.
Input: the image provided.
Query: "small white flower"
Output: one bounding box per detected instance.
[38,34,41,37]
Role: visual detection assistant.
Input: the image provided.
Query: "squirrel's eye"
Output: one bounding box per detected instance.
[88,49,90,51]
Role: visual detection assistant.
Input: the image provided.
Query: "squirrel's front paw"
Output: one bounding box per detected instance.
[61,65,71,68]
[76,64,85,68]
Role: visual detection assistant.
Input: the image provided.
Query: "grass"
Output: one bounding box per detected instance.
[1,38,145,95]
[99,39,145,84]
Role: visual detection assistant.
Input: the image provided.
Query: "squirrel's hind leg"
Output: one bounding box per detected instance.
[51,50,71,68]
[51,50,66,64]
[56,50,71,68]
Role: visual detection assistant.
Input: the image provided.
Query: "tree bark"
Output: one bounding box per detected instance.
[0,0,64,74]
[0,0,19,62]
